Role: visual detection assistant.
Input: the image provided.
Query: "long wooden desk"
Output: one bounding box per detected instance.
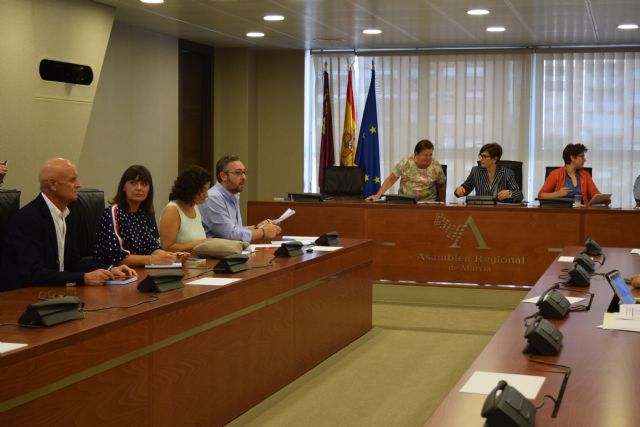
[249,201,640,286]
[0,239,372,426]
[424,247,640,426]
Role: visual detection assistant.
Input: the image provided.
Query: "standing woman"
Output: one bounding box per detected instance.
[160,166,211,252]
[454,143,523,202]
[366,139,446,202]
[538,143,610,206]
[94,165,177,266]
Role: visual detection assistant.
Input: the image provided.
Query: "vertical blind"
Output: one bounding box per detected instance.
[306,50,640,207]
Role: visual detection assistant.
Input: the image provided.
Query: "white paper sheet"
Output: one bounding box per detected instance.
[308,246,342,252]
[557,256,575,262]
[522,296,584,304]
[460,371,545,399]
[600,312,640,332]
[0,342,27,354]
[105,276,137,285]
[273,208,295,224]
[145,262,183,269]
[618,304,640,320]
[187,278,241,286]
[631,248,640,255]
[282,236,318,245]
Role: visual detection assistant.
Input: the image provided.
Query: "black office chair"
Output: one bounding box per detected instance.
[545,166,592,179]
[322,166,365,199]
[68,188,105,259]
[436,164,447,201]
[0,189,21,259]
[477,160,523,190]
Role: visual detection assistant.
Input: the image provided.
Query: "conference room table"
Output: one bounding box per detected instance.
[249,200,640,286]
[0,239,372,426]
[423,246,640,426]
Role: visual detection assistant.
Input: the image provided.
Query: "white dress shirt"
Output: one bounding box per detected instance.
[42,193,70,271]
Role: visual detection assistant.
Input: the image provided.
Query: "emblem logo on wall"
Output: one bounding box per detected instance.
[433,213,490,250]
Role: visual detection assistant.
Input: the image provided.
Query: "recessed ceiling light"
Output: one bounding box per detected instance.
[486,26,506,32]
[467,9,490,16]
[246,32,265,38]
[362,28,382,35]
[264,15,285,21]
[617,24,639,30]
[140,0,164,4]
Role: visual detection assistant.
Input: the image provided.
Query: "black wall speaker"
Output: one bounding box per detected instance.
[39,59,93,85]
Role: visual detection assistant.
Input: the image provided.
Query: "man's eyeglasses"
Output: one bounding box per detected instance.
[478,154,492,160]
[225,170,248,177]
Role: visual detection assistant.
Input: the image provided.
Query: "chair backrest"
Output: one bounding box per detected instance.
[68,188,105,258]
[476,160,523,190]
[322,166,365,198]
[545,166,592,179]
[437,164,447,200]
[0,190,21,257]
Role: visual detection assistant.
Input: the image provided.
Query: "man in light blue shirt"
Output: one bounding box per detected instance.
[201,155,281,243]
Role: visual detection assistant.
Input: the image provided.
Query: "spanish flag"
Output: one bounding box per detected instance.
[340,65,357,166]
[319,62,335,192]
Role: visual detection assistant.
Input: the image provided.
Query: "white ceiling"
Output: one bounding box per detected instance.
[95,0,640,50]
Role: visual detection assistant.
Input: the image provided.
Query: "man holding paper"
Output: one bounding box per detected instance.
[201,155,282,243]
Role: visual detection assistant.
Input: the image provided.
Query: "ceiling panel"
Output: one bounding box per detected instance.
[94,0,640,49]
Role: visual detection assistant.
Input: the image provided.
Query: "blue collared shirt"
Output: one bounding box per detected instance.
[201,182,252,242]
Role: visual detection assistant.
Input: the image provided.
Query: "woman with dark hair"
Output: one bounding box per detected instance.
[365,139,446,202]
[160,166,211,251]
[455,143,523,202]
[94,165,178,266]
[538,143,609,206]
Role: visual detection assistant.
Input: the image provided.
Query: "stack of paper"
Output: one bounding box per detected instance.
[599,311,640,332]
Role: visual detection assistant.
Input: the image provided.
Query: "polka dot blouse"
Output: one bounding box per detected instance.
[94,204,160,265]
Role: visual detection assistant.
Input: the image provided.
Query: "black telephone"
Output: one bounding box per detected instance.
[523,315,563,355]
[481,380,536,427]
[213,253,250,273]
[138,270,184,293]
[18,296,84,327]
[315,231,340,246]
[274,241,304,257]
[573,253,595,273]
[567,263,590,286]
[583,238,602,256]
[536,285,570,319]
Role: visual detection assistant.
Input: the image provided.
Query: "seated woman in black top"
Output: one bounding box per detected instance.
[454,143,523,202]
[94,165,179,267]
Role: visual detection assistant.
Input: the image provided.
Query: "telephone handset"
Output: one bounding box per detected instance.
[481,380,536,427]
[536,284,570,319]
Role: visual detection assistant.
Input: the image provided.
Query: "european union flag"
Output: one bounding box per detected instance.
[355,67,381,198]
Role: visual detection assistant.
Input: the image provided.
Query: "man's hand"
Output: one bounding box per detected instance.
[455,186,466,197]
[261,223,282,239]
[84,269,112,286]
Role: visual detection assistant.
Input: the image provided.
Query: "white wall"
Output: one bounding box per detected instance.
[81,21,179,218]
[0,0,115,201]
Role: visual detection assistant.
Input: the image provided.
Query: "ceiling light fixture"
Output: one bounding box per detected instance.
[140,0,164,4]
[264,15,285,21]
[486,26,506,32]
[467,9,490,16]
[617,24,639,30]
[246,32,265,38]
[362,29,382,35]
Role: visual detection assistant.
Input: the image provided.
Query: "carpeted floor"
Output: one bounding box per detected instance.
[228,284,527,427]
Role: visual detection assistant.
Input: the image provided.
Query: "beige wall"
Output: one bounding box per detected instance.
[0,0,114,202]
[214,49,305,221]
[81,21,179,218]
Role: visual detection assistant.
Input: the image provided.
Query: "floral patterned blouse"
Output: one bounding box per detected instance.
[392,156,446,201]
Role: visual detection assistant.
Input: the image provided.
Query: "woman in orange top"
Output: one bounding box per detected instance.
[538,143,610,206]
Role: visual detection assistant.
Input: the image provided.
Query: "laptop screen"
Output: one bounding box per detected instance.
[606,270,635,305]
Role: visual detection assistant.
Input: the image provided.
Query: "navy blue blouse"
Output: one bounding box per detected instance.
[94,204,160,265]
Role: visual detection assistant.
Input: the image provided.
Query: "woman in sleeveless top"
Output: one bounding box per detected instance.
[160,166,211,252]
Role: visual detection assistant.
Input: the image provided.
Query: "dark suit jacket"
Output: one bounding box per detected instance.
[0,194,104,291]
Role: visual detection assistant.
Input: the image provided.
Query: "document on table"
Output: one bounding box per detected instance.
[145,262,183,269]
[105,276,137,285]
[282,236,317,245]
[522,295,585,304]
[557,256,575,262]
[309,246,342,252]
[599,312,640,332]
[0,342,27,354]
[187,278,241,286]
[631,248,640,255]
[273,208,295,224]
[460,371,545,399]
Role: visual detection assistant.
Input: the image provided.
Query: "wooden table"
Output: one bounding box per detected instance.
[249,201,640,286]
[424,247,640,426]
[0,239,372,426]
